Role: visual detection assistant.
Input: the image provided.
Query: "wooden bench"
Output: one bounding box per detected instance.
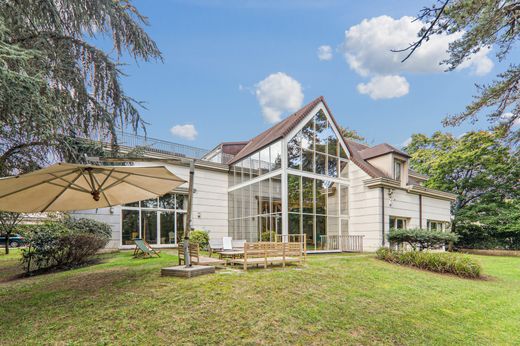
[178,242,226,267]
[229,242,303,271]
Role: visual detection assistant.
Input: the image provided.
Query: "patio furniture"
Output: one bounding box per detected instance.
[232,239,246,249]
[133,238,160,258]
[218,249,244,261]
[178,242,226,267]
[223,236,233,250]
[229,242,303,271]
[208,238,224,257]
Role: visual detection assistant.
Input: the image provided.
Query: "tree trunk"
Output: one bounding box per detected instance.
[184,160,195,267]
[5,232,9,255]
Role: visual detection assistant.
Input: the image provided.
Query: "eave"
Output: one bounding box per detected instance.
[363,178,457,201]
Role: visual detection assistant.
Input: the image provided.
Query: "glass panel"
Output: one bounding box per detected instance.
[326,216,340,250]
[394,161,402,180]
[288,175,301,213]
[122,209,139,245]
[302,149,313,172]
[314,111,328,154]
[396,218,404,229]
[141,210,157,244]
[315,179,327,215]
[271,176,282,214]
[160,211,175,244]
[243,158,251,182]
[288,146,301,170]
[243,184,252,217]
[251,154,260,179]
[327,155,338,177]
[123,201,139,208]
[251,182,260,216]
[141,198,158,208]
[270,141,282,170]
[327,185,339,216]
[340,145,348,159]
[301,119,314,150]
[315,152,326,175]
[288,213,301,235]
[327,129,339,157]
[260,179,270,214]
[176,212,185,242]
[303,214,314,249]
[302,177,314,214]
[260,147,270,175]
[237,161,244,184]
[340,185,348,216]
[159,193,176,209]
[175,195,186,210]
[340,160,348,178]
[316,215,327,250]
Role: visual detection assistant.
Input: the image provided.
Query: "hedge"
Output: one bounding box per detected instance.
[376,247,482,279]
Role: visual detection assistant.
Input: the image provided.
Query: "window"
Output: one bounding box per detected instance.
[394,160,402,181]
[121,193,186,246]
[427,220,444,231]
[389,216,407,230]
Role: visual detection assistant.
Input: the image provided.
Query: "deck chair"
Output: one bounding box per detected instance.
[208,238,224,256]
[133,238,160,258]
[223,236,233,250]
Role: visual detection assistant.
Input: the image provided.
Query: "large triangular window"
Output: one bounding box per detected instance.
[287,109,348,178]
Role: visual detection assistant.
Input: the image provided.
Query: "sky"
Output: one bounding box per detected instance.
[117,0,512,150]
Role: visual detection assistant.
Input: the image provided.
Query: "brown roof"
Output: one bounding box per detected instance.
[221,141,249,155]
[343,139,387,178]
[359,143,411,160]
[228,96,325,164]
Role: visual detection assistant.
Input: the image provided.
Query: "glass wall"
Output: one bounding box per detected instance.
[228,175,282,242]
[229,140,282,187]
[121,193,186,246]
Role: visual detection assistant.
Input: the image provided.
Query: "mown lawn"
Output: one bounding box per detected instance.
[1,250,520,345]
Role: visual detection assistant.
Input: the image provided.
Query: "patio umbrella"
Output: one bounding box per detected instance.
[0,163,186,213]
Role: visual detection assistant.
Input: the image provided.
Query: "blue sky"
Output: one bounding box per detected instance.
[118,0,508,150]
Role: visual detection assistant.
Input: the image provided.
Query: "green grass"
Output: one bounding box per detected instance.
[1,250,520,345]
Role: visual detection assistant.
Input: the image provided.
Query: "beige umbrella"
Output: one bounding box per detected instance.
[0,163,186,212]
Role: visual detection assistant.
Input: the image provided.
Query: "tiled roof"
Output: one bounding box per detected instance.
[228,96,325,164]
[220,141,249,155]
[343,139,387,178]
[359,143,411,160]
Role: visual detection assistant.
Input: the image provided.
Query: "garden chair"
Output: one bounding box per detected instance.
[208,238,224,256]
[223,236,233,250]
[133,238,160,258]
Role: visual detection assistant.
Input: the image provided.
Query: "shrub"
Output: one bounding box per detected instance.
[261,231,276,242]
[388,228,459,251]
[189,230,209,248]
[376,247,482,278]
[63,217,112,239]
[20,219,110,274]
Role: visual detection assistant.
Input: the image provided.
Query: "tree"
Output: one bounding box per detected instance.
[404,130,520,247]
[339,126,366,143]
[0,212,23,254]
[0,0,162,176]
[400,0,519,142]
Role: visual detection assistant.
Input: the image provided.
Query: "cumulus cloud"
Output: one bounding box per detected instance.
[357,75,409,100]
[343,15,493,77]
[170,124,198,140]
[255,72,304,123]
[343,15,494,100]
[317,45,333,61]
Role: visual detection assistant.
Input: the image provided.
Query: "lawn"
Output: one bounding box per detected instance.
[1,250,520,345]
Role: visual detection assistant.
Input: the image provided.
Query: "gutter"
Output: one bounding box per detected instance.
[381,187,385,246]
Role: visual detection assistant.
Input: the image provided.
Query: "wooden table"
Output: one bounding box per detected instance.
[218,250,244,261]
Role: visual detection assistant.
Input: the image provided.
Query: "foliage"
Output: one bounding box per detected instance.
[388,228,458,251]
[404,131,520,249]
[339,126,366,143]
[0,212,23,254]
[62,217,112,239]
[404,0,519,142]
[261,231,277,242]
[376,247,482,278]
[0,0,162,175]
[20,220,109,274]
[189,230,209,248]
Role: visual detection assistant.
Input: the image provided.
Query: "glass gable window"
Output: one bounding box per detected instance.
[286,109,348,179]
[121,193,186,246]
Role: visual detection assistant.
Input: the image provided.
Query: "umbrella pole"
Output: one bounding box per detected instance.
[184,160,195,267]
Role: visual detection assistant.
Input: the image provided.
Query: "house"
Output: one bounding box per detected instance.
[73,96,456,251]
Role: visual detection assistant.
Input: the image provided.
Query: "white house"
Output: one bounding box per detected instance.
[74,96,456,251]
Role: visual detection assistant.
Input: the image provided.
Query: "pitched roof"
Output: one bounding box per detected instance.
[359,143,411,160]
[343,139,387,178]
[228,96,325,164]
[220,141,249,155]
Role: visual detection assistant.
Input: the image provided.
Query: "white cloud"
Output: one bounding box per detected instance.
[255,72,304,123]
[170,124,198,140]
[317,45,333,61]
[343,15,493,77]
[501,112,520,127]
[357,75,409,100]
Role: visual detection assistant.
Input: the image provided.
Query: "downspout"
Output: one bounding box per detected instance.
[419,194,423,229]
[381,187,385,246]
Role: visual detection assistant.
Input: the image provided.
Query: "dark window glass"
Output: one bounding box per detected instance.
[159,193,176,209]
[315,152,326,175]
[122,209,139,245]
[340,160,348,178]
[327,132,339,157]
[141,198,158,208]
[302,177,314,214]
[160,211,175,244]
[302,214,314,248]
[327,156,338,177]
[288,146,301,170]
[315,179,327,215]
[175,194,185,210]
[316,215,327,249]
[288,175,301,213]
[176,212,185,242]
[288,213,301,235]
[301,119,314,150]
[302,149,314,172]
[123,201,139,208]
[141,210,157,244]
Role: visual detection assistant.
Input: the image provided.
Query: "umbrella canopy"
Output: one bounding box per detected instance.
[0,163,186,212]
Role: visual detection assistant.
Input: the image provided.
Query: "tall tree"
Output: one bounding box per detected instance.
[405,131,520,248]
[0,0,162,176]
[400,0,519,142]
[0,212,23,254]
